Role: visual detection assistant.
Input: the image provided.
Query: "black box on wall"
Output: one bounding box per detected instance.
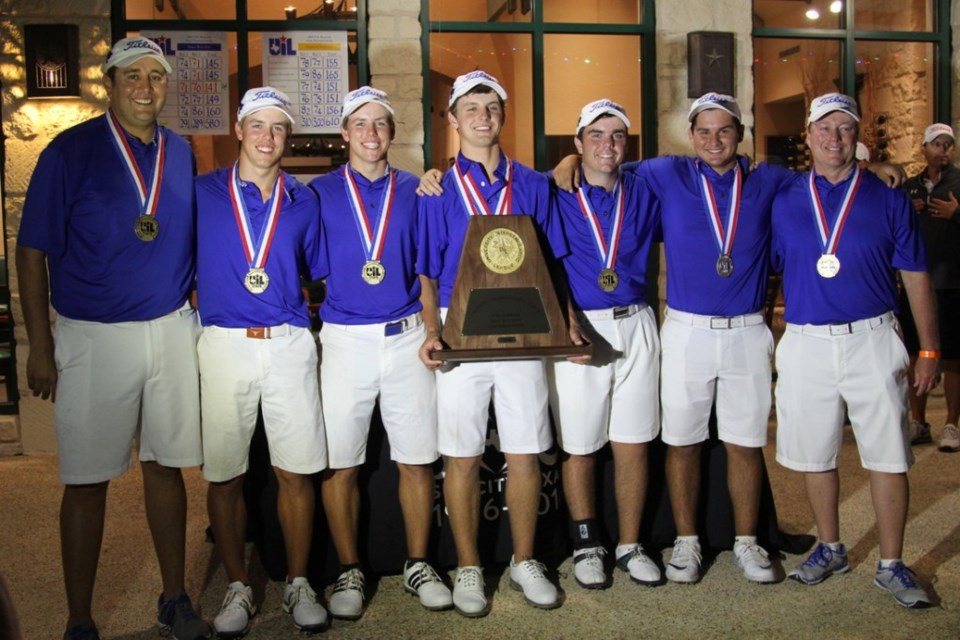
[688,31,735,98]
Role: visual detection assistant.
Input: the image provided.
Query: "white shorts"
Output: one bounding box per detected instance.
[660,308,773,447]
[775,313,913,473]
[436,310,552,457]
[320,313,439,468]
[53,304,202,485]
[199,324,327,482]
[549,304,660,455]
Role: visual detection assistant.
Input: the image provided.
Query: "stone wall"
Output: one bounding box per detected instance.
[1,0,113,454]
[367,0,424,174]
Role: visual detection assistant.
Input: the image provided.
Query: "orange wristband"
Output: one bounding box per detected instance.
[918,350,941,359]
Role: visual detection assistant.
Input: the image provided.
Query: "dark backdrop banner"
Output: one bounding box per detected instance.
[244,407,813,585]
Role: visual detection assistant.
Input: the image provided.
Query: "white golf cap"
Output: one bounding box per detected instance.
[923,123,955,145]
[237,87,296,125]
[102,36,172,75]
[576,99,630,136]
[807,92,860,125]
[855,142,871,162]
[340,86,395,125]
[448,70,507,108]
[688,92,742,123]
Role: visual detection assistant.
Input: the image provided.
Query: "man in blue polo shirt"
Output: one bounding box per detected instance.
[548,99,663,589]
[196,87,328,636]
[772,92,938,609]
[17,37,209,640]
[309,87,452,620]
[417,70,567,616]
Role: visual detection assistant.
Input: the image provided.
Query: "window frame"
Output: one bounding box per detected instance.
[752,0,951,120]
[420,0,658,171]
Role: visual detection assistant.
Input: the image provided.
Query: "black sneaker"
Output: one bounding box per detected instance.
[157,591,211,639]
[63,624,100,640]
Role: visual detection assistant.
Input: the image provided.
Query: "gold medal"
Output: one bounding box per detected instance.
[716,254,734,278]
[816,254,840,279]
[244,268,270,294]
[361,260,386,285]
[134,215,159,242]
[598,268,619,292]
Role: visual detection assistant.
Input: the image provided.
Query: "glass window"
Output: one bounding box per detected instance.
[753,0,944,175]
[753,0,843,29]
[428,33,533,170]
[249,0,359,21]
[425,0,653,170]
[543,0,642,24]
[429,0,532,23]
[543,34,643,166]
[125,0,236,20]
[854,0,934,31]
[754,38,842,168]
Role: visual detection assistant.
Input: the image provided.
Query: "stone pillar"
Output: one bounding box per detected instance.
[367,0,424,175]
[1,0,112,453]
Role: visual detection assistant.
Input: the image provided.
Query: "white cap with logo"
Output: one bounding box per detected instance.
[340,86,395,125]
[807,93,860,125]
[448,70,508,108]
[576,99,630,136]
[102,36,172,75]
[237,87,296,125]
[688,93,742,123]
[923,123,955,145]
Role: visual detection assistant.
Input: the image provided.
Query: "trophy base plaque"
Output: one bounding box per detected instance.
[432,215,592,362]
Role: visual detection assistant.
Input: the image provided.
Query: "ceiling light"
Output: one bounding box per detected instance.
[830,0,842,12]
[806,7,820,19]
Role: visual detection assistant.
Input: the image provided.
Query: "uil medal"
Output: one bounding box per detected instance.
[134,215,159,242]
[244,268,270,294]
[816,254,840,279]
[362,260,386,285]
[716,254,734,278]
[598,268,619,292]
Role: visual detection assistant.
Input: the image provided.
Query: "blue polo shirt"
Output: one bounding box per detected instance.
[195,167,322,328]
[19,114,196,322]
[417,152,567,307]
[310,166,422,324]
[772,169,927,325]
[553,172,661,310]
[624,156,792,317]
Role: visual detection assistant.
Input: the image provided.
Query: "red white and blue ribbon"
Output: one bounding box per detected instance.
[228,162,284,269]
[576,179,625,271]
[697,161,742,259]
[452,157,512,216]
[106,109,165,219]
[807,166,862,255]
[343,164,396,262]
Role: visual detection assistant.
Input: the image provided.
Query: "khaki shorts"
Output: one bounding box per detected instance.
[54,304,202,484]
[549,304,660,455]
[435,309,552,457]
[199,325,326,482]
[775,313,913,473]
[320,315,439,468]
[660,308,773,448]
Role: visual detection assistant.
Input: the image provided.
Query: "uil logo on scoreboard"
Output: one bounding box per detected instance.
[152,35,175,56]
[268,36,297,56]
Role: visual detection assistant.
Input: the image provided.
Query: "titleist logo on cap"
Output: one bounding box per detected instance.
[247,89,291,107]
[348,86,387,101]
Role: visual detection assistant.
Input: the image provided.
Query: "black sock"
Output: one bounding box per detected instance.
[571,518,599,549]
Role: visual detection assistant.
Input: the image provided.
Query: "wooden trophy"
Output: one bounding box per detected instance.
[432,215,592,362]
